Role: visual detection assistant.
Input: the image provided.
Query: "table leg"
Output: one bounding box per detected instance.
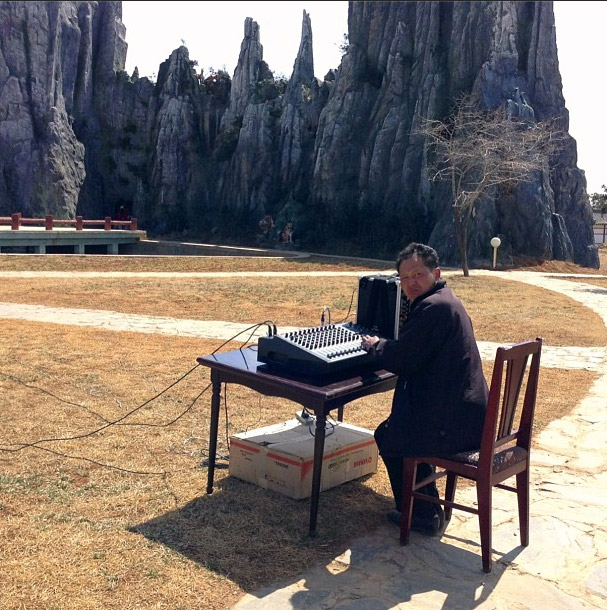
[309,411,327,537]
[206,373,221,494]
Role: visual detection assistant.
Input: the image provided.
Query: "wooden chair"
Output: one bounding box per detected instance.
[400,337,542,573]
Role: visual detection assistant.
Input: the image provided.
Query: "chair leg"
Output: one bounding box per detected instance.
[444,472,458,522]
[476,481,493,573]
[516,469,530,546]
[400,459,417,545]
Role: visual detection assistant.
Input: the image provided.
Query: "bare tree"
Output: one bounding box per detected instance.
[418,93,562,276]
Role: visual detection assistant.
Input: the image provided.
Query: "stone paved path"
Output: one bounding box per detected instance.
[1,270,605,373]
[1,268,606,609]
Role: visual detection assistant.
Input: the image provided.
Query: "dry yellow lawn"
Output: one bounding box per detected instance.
[0,248,605,609]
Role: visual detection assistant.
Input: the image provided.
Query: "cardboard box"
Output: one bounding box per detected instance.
[229,419,378,500]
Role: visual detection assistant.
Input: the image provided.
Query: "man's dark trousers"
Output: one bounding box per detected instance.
[375,421,440,518]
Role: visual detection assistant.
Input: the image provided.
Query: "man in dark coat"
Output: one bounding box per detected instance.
[361,242,488,535]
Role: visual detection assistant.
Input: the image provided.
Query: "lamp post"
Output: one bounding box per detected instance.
[490,237,501,269]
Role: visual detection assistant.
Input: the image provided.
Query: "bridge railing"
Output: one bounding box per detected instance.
[0,213,137,231]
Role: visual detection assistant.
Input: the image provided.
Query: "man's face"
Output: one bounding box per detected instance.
[398,255,440,301]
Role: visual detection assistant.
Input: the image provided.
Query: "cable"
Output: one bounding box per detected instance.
[0,363,204,452]
[307,418,336,438]
[337,287,357,324]
[210,320,276,355]
[320,306,331,326]
[1,319,280,473]
[119,381,211,428]
[11,443,166,475]
[0,370,111,423]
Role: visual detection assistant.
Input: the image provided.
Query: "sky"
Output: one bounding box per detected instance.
[121,1,606,196]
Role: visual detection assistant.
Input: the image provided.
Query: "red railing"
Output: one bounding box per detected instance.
[0,212,137,231]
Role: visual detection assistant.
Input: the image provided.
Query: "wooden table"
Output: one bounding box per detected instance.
[197,346,397,536]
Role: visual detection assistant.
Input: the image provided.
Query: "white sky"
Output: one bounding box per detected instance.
[121,1,606,195]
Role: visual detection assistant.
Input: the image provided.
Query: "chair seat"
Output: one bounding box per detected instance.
[449,446,528,474]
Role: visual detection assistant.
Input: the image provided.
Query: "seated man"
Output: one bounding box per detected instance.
[361,242,488,535]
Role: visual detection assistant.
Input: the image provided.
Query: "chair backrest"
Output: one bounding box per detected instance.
[479,338,542,465]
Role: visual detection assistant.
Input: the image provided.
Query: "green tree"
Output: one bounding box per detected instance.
[338,33,349,54]
[590,186,607,214]
[417,93,563,276]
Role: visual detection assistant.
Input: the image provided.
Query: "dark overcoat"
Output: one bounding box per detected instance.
[370,280,488,458]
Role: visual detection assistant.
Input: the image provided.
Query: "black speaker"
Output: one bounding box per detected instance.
[356,274,402,339]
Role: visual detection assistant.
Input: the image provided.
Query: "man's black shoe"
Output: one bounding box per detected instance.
[412,512,441,536]
[386,508,445,536]
[387,509,402,526]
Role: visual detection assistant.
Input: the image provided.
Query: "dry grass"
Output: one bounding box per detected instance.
[1,270,605,348]
[0,248,605,610]
[511,244,607,275]
[0,252,389,273]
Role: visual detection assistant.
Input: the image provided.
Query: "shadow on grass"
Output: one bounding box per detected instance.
[130,472,517,609]
[579,285,607,295]
[131,237,393,269]
[129,473,391,591]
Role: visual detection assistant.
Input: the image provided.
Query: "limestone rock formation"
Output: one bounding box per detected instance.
[0,1,599,268]
[314,1,596,267]
[0,1,107,217]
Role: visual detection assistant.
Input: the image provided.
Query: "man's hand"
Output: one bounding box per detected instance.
[361,334,379,350]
